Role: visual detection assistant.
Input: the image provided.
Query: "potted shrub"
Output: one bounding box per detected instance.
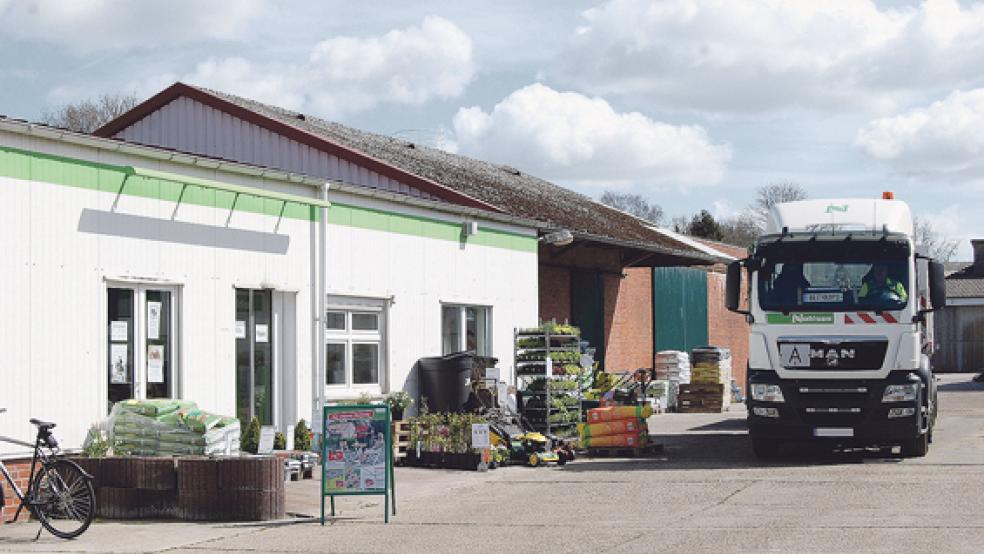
[294,419,312,452]
[384,391,413,420]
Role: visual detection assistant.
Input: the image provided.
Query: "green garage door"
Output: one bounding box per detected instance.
[653,267,708,353]
[571,270,605,366]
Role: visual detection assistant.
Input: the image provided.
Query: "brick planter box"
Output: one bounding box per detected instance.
[73,456,285,521]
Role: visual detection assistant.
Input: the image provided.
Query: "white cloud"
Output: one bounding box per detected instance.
[856,89,984,178]
[179,16,475,118]
[553,0,984,113]
[449,83,731,188]
[0,0,267,51]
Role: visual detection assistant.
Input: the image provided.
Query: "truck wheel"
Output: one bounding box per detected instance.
[902,432,929,457]
[751,438,781,459]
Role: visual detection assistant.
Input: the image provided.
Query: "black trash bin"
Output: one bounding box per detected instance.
[417,352,473,413]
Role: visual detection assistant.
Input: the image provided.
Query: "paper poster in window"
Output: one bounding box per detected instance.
[110,321,128,342]
[110,343,129,384]
[147,301,162,340]
[255,324,269,343]
[147,344,165,383]
[235,321,246,339]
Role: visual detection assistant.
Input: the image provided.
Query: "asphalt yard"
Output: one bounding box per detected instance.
[3,373,983,553]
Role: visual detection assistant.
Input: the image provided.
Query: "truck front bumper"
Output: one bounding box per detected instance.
[746,370,924,445]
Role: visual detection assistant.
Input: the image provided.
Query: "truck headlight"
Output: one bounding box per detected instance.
[750,384,785,403]
[881,383,918,403]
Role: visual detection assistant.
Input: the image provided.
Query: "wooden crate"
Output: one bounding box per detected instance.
[393,421,410,462]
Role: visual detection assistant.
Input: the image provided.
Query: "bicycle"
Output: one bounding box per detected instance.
[0,408,96,539]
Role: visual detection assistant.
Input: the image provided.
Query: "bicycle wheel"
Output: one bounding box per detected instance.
[31,459,95,539]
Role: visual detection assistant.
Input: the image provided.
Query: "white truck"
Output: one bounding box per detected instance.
[725,195,947,457]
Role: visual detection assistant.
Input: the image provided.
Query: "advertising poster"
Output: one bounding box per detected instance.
[147,302,162,340]
[255,324,269,343]
[110,343,129,384]
[147,344,164,383]
[322,406,388,494]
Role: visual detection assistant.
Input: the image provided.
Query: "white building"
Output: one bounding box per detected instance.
[0,116,538,455]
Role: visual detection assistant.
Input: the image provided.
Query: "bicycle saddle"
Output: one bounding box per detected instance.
[30,418,55,429]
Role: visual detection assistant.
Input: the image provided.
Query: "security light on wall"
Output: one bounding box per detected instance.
[462,221,479,236]
[541,229,574,247]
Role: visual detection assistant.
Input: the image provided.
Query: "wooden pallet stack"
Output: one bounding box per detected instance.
[678,347,732,413]
[393,421,410,464]
[677,383,728,413]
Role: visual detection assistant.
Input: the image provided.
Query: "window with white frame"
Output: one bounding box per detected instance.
[442,304,491,356]
[325,303,384,389]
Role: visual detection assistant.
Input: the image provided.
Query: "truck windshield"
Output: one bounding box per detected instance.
[758,257,909,312]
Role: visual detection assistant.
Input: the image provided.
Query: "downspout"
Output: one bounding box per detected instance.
[316,182,330,438]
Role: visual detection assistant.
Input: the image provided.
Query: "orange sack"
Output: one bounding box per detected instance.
[582,430,647,449]
[578,418,644,439]
[587,405,653,423]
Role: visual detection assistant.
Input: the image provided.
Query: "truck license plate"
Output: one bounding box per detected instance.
[814,427,853,438]
[779,343,811,367]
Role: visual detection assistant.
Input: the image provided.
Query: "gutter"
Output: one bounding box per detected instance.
[571,230,726,265]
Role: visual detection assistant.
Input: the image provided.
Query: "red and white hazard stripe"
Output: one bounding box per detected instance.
[844,312,898,324]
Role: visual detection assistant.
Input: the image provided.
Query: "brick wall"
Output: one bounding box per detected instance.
[707,271,750,388]
[604,268,654,372]
[1,457,33,522]
[538,264,571,324]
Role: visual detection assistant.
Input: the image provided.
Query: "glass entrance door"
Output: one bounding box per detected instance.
[236,289,274,425]
[107,285,179,412]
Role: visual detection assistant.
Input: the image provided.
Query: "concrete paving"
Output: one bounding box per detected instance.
[3,373,984,553]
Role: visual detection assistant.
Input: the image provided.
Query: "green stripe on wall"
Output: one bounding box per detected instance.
[0,144,538,253]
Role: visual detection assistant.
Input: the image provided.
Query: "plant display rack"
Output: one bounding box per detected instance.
[514,324,583,438]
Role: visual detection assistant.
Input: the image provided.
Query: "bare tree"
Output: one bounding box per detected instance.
[599,191,664,225]
[670,214,690,234]
[718,214,760,248]
[40,93,139,134]
[913,216,960,262]
[749,182,808,230]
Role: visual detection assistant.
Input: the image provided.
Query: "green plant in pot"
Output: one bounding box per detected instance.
[384,391,413,420]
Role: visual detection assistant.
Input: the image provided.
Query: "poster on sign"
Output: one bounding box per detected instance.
[321,404,395,524]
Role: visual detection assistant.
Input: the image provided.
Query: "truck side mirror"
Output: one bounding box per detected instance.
[726,261,742,312]
[929,260,946,310]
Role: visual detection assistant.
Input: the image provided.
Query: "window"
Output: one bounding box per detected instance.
[107,284,179,413]
[442,304,491,356]
[325,305,384,390]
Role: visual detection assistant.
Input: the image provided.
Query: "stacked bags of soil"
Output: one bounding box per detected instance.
[579,405,652,449]
[111,399,241,456]
[690,347,732,385]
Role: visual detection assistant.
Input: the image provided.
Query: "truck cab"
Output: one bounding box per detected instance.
[726,196,947,457]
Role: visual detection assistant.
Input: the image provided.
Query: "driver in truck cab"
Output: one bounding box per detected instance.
[859,263,908,302]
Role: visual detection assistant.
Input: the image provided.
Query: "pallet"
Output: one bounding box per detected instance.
[585,442,664,458]
[679,383,725,395]
[677,405,728,414]
[393,421,411,463]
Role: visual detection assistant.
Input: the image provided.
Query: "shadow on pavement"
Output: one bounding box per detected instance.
[687,418,748,432]
[938,379,984,392]
[560,431,903,472]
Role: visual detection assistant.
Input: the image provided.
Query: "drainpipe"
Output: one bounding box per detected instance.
[316,182,330,439]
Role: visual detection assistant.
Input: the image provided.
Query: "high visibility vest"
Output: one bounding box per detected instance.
[859,277,908,301]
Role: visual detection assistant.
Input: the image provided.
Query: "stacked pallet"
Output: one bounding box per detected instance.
[679,347,732,413]
[393,421,410,465]
[655,350,691,410]
[580,405,653,456]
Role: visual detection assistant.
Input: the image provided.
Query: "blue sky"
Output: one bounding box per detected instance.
[1,0,981,259]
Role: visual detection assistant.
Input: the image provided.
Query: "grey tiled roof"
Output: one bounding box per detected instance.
[190,85,718,262]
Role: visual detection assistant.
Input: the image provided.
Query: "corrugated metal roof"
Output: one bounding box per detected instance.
[95,83,722,264]
[946,263,984,298]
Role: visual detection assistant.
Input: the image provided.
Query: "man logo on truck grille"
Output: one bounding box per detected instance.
[812,348,855,367]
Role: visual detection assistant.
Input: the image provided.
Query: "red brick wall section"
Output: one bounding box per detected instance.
[707,272,750,389]
[538,264,571,324]
[604,268,654,373]
[1,458,33,522]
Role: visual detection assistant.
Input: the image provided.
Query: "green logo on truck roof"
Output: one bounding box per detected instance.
[767,313,835,324]
[825,204,848,213]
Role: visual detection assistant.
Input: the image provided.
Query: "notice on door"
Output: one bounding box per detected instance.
[110,343,129,383]
[110,321,128,342]
[147,301,162,340]
[147,344,165,383]
[235,321,246,339]
[255,324,269,343]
